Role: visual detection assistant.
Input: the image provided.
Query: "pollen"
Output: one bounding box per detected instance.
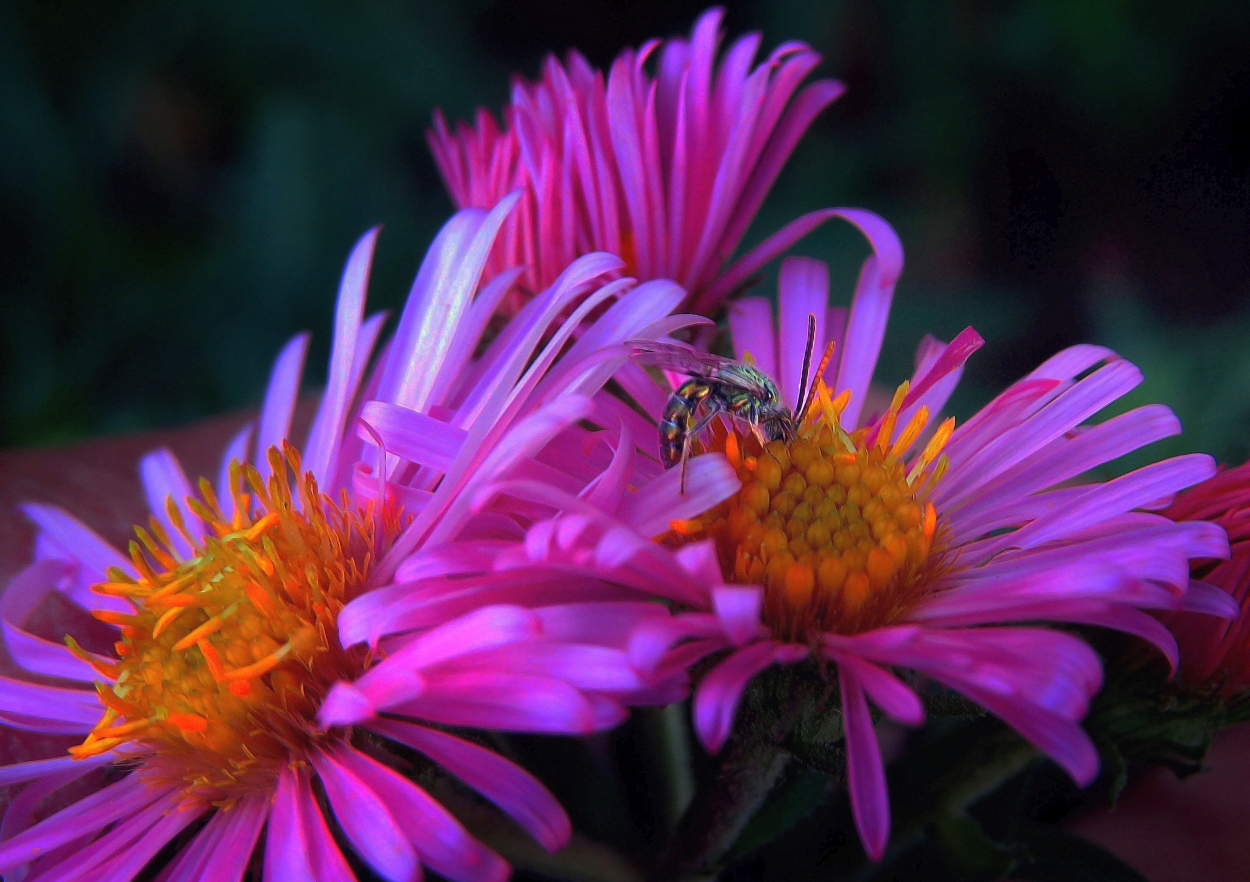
[71,443,403,804]
[676,380,951,641]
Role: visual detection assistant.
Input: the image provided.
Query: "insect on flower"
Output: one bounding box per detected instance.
[631,315,833,493]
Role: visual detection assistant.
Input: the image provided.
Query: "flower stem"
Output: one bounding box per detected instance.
[652,732,790,881]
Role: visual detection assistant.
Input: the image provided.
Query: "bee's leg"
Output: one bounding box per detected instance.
[679,412,720,495]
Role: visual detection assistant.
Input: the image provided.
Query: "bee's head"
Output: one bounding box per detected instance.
[760,410,795,444]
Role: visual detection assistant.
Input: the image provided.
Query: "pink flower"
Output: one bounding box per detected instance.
[1160,461,1250,690]
[0,197,683,880]
[429,6,848,316]
[468,214,1237,860]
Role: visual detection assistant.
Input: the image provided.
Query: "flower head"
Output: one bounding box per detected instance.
[474,218,1237,860]
[429,6,847,316]
[0,197,678,880]
[1161,460,1250,691]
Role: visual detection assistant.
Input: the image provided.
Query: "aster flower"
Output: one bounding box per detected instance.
[429,6,847,316]
[1160,461,1250,690]
[0,196,692,880]
[470,216,1239,860]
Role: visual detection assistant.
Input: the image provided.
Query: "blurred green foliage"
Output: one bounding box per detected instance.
[2,0,1248,470]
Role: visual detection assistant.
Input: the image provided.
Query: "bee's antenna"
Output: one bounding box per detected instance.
[794,313,818,421]
[802,340,837,423]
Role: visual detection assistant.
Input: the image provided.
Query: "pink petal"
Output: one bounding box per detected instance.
[0,751,111,788]
[140,448,204,555]
[0,755,112,847]
[328,744,509,882]
[162,808,233,882]
[263,766,354,882]
[531,600,671,647]
[444,642,646,692]
[0,675,100,731]
[833,655,925,726]
[370,718,572,853]
[711,585,766,646]
[693,641,806,752]
[0,775,171,871]
[777,257,829,410]
[396,672,624,734]
[304,227,380,490]
[361,401,467,473]
[1008,454,1216,549]
[1,560,98,682]
[43,794,206,881]
[616,454,741,536]
[310,747,419,882]
[728,297,778,377]
[839,661,891,861]
[216,422,253,519]
[257,331,311,479]
[369,604,541,674]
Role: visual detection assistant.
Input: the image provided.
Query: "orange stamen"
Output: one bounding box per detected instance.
[172,617,225,652]
[245,512,280,542]
[92,610,140,627]
[145,593,207,609]
[152,606,188,639]
[93,581,148,598]
[197,639,226,682]
[222,649,286,682]
[167,712,208,732]
[669,519,704,536]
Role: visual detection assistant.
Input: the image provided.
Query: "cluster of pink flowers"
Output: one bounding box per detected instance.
[0,7,1242,880]
[1162,461,1250,690]
[429,6,846,317]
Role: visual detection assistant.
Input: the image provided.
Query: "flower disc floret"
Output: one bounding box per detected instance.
[673,380,951,640]
[72,444,399,802]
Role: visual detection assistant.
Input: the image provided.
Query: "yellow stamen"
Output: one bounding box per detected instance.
[892,406,929,457]
[152,606,188,639]
[198,639,226,682]
[223,644,290,681]
[65,637,121,680]
[92,610,140,628]
[245,512,281,542]
[669,519,705,536]
[69,737,124,758]
[71,442,406,804]
[93,581,149,598]
[677,380,951,641]
[168,712,208,733]
[876,382,909,453]
[146,593,208,609]
[172,616,225,652]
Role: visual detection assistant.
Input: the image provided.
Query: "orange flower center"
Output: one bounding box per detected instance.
[672,380,952,640]
[71,444,402,803]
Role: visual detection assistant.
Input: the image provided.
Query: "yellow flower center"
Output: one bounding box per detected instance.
[671,380,952,640]
[70,444,401,803]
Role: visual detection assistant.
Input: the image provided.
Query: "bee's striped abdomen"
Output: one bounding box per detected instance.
[659,379,713,467]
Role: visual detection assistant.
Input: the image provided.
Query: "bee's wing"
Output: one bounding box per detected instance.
[626,340,734,377]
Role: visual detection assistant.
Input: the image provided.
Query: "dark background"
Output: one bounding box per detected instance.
[3,0,1248,472]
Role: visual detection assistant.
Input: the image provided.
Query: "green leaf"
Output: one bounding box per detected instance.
[1008,825,1148,882]
[932,810,1025,880]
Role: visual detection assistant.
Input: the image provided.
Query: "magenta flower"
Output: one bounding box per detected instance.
[1160,461,1250,691]
[429,6,847,316]
[471,214,1238,860]
[0,197,682,880]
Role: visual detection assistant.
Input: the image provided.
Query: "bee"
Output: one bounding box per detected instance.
[630,315,830,493]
